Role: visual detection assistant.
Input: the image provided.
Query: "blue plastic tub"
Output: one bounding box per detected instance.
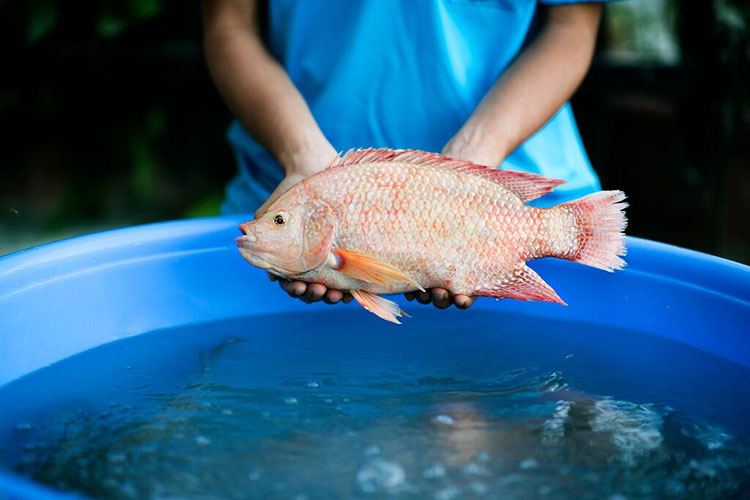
[1,216,748,498]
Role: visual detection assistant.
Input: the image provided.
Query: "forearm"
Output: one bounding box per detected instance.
[202,0,334,175]
[445,3,602,166]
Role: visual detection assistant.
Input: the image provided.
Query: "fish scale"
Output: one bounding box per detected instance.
[236,149,628,323]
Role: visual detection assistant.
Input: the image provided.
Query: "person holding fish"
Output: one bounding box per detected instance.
[203,0,626,318]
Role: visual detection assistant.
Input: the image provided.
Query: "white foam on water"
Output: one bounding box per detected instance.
[542,400,571,443]
[681,422,733,450]
[356,458,406,493]
[589,399,663,465]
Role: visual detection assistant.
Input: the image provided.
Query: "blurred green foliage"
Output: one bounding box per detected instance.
[19,0,164,43]
[26,1,59,43]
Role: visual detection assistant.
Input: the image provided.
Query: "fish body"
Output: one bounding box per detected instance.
[236,149,627,323]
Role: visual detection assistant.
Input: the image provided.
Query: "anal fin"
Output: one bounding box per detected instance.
[473,265,566,305]
[351,289,408,324]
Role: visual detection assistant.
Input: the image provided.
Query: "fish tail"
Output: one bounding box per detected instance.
[555,190,628,272]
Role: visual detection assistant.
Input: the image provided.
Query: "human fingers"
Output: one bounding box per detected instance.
[431,288,451,309]
[454,294,476,310]
[280,279,307,298]
[304,283,327,303]
[416,290,432,304]
[323,288,344,304]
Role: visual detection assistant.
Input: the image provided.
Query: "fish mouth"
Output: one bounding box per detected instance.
[235,236,292,278]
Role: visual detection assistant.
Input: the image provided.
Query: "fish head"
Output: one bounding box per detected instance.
[236,189,336,278]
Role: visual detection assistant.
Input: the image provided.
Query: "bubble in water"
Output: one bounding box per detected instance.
[195,435,211,446]
[221,408,234,415]
[364,445,381,457]
[324,398,333,404]
[107,453,126,463]
[356,458,405,493]
[462,462,489,476]
[306,382,320,388]
[519,458,538,470]
[469,481,488,495]
[432,415,454,425]
[248,470,261,481]
[284,397,298,405]
[435,485,460,500]
[423,464,446,479]
[15,422,33,431]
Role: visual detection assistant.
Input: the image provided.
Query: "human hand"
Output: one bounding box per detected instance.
[267,273,354,305]
[404,289,476,310]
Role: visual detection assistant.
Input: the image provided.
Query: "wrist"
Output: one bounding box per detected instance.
[443,126,510,167]
[276,134,337,178]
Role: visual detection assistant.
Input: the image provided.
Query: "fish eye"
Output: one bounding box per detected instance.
[273,213,286,226]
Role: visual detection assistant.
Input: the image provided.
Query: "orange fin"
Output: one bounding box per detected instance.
[327,148,564,202]
[332,249,425,292]
[473,265,566,305]
[351,289,408,324]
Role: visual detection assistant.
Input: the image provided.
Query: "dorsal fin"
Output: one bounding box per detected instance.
[452,165,566,203]
[326,148,565,202]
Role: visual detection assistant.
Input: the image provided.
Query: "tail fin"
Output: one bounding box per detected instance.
[560,190,628,272]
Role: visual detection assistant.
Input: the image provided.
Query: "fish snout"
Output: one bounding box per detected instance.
[238,223,258,243]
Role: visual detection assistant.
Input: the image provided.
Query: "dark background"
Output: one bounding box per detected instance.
[2,0,749,263]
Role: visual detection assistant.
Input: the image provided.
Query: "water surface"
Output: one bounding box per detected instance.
[1,311,748,499]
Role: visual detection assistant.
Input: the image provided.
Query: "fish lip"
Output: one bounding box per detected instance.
[237,230,257,243]
[236,243,295,278]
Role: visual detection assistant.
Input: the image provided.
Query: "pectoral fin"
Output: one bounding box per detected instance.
[351,289,409,324]
[332,249,425,292]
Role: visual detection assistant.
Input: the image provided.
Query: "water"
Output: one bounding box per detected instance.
[1,311,749,499]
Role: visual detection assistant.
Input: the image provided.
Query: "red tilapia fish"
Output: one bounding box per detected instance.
[236,149,627,323]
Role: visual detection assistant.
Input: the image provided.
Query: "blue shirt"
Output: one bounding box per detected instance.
[223,0,610,214]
